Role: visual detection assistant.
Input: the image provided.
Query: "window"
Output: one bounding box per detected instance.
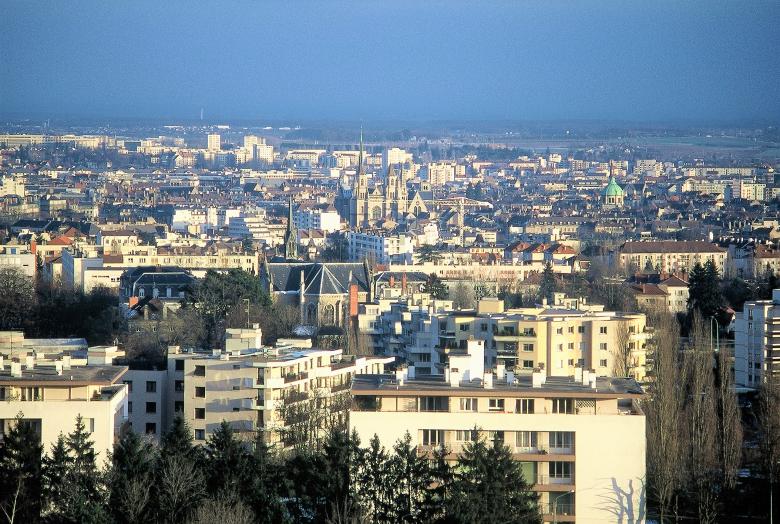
[175,360,185,371]
[175,380,184,392]
[522,360,534,369]
[488,398,505,412]
[577,326,585,333]
[600,359,608,367]
[549,461,572,479]
[123,380,133,393]
[568,326,574,333]
[422,429,444,446]
[459,398,478,412]
[145,381,156,393]
[567,342,574,350]
[194,365,206,377]
[420,396,448,412]
[459,324,469,332]
[599,326,608,334]
[195,408,206,420]
[145,423,156,435]
[556,327,563,335]
[480,323,488,332]
[195,387,206,398]
[567,359,574,366]
[516,398,535,414]
[145,402,157,414]
[522,343,534,352]
[600,342,608,351]
[488,431,505,444]
[516,431,537,449]
[557,344,564,352]
[551,398,574,414]
[128,401,133,413]
[174,401,184,413]
[232,385,240,391]
[549,431,573,449]
[194,429,205,440]
[456,430,477,442]
[233,364,241,370]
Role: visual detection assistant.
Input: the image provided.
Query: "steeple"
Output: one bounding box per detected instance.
[357,127,364,177]
[284,194,298,260]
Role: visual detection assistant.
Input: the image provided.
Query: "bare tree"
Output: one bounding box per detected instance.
[450,281,474,310]
[758,371,780,516]
[644,312,682,522]
[717,348,742,490]
[189,496,254,524]
[612,320,634,378]
[682,313,719,523]
[119,477,152,524]
[157,455,206,523]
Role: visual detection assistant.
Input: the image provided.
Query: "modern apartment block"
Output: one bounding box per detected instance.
[165,327,393,446]
[734,289,780,386]
[359,294,648,381]
[0,353,128,456]
[350,340,646,523]
[618,240,727,275]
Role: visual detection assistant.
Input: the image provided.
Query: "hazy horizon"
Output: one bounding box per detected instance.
[2,1,779,123]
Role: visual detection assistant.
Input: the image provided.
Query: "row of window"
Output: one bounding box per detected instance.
[423,397,577,414]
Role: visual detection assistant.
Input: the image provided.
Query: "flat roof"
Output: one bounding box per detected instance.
[352,374,644,399]
[0,364,127,387]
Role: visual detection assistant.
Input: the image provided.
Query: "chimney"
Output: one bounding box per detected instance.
[55,362,63,375]
[449,369,460,387]
[10,361,22,378]
[496,363,505,380]
[349,282,359,318]
[25,355,34,370]
[505,370,514,385]
[62,355,71,370]
[574,366,583,383]
[389,274,395,288]
[589,371,597,389]
[407,365,416,380]
[582,368,590,385]
[483,371,494,389]
[212,348,221,357]
[0,355,4,370]
[532,367,545,388]
[401,272,408,293]
[168,345,180,355]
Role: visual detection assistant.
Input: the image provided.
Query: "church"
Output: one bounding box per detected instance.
[335,133,432,228]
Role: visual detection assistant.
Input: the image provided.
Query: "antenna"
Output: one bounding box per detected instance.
[200,108,204,121]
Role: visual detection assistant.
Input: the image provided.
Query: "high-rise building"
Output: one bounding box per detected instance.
[207,133,221,152]
[734,289,780,387]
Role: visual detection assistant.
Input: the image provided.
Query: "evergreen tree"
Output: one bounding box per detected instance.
[58,415,109,523]
[539,262,556,304]
[386,432,436,523]
[109,430,157,523]
[204,421,249,496]
[42,433,71,515]
[353,435,392,523]
[446,435,540,524]
[687,260,724,319]
[246,435,289,524]
[160,415,196,458]
[0,413,43,523]
[424,273,449,300]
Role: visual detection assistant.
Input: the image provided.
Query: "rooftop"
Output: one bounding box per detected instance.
[0,364,127,386]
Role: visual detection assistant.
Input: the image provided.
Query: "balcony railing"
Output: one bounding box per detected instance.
[536,475,574,485]
[284,371,308,383]
[544,502,575,516]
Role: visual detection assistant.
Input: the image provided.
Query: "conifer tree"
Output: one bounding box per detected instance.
[446,434,540,524]
[205,421,249,496]
[60,414,109,523]
[109,430,157,524]
[0,413,43,523]
[539,262,556,304]
[42,433,71,515]
[353,434,392,523]
[386,432,436,523]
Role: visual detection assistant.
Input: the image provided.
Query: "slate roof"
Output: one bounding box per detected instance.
[266,262,370,295]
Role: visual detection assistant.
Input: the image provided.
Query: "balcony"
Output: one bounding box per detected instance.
[542,502,575,522]
[284,371,308,384]
[535,475,575,490]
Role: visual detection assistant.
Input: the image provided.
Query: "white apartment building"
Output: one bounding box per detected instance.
[734,289,780,387]
[0,248,36,278]
[0,352,128,457]
[165,329,393,447]
[424,162,456,186]
[295,205,341,233]
[207,133,221,152]
[350,341,646,523]
[348,231,414,264]
[122,368,167,441]
[383,147,413,169]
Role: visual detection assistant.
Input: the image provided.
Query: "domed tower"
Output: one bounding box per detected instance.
[602,176,625,209]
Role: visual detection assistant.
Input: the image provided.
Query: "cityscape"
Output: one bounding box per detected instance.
[1,1,780,523]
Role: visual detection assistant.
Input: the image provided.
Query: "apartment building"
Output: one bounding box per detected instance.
[734,289,780,387]
[348,230,414,264]
[122,367,167,441]
[618,241,727,275]
[350,341,646,523]
[0,354,128,455]
[165,328,392,447]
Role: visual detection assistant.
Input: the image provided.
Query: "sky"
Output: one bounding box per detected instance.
[1,0,779,123]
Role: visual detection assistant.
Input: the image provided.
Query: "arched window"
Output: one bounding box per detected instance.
[307,304,317,324]
[323,304,335,326]
[372,206,383,220]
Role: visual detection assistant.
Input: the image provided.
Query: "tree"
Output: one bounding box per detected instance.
[416,244,443,264]
[688,261,724,320]
[682,313,719,523]
[0,267,35,331]
[451,281,475,310]
[42,434,71,516]
[352,435,392,523]
[156,454,205,523]
[717,348,742,490]
[611,320,634,378]
[385,432,436,523]
[204,421,249,497]
[321,232,349,262]
[160,415,196,459]
[108,430,157,524]
[59,415,108,523]
[538,262,556,304]
[644,312,683,522]
[424,273,448,300]
[758,372,780,521]
[246,436,288,524]
[446,433,540,523]
[0,413,43,523]
[190,496,254,524]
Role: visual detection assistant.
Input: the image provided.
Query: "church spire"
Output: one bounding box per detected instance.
[284,194,298,260]
[357,126,364,176]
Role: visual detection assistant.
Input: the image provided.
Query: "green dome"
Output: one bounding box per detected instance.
[603,176,624,197]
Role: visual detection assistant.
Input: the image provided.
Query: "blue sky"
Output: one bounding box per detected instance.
[1,0,778,122]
